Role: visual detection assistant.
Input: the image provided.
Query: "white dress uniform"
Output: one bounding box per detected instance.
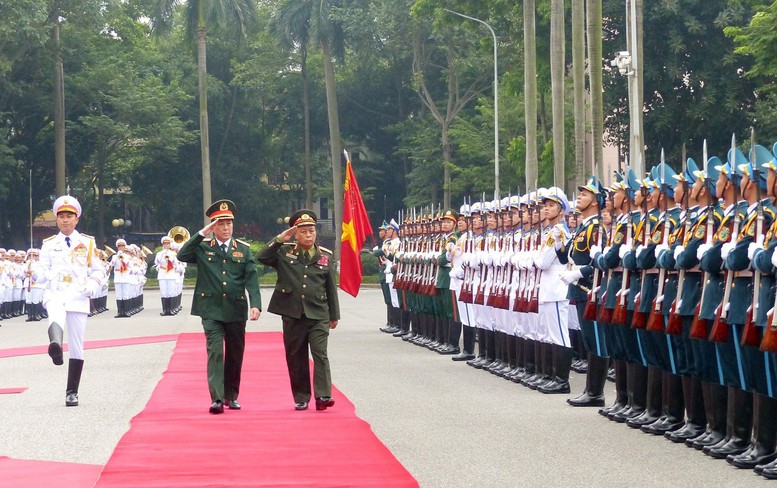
[535,222,572,348]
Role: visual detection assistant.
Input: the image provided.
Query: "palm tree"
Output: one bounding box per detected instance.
[587,0,604,180]
[550,0,565,187]
[150,0,257,224]
[524,0,538,190]
[572,0,586,188]
[271,0,314,209]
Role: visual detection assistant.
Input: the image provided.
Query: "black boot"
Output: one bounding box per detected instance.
[610,362,647,422]
[40,304,48,318]
[601,359,628,416]
[728,393,777,468]
[439,320,461,354]
[628,366,663,428]
[642,372,685,435]
[65,358,84,406]
[516,339,536,383]
[115,300,124,318]
[160,297,168,316]
[705,387,753,459]
[47,323,64,366]
[538,345,573,394]
[468,328,488,367]
[667,376,706,443]
[691,382,728,449]
[25,303,34,322]
[568,353,608,407]
[452,325,475,360]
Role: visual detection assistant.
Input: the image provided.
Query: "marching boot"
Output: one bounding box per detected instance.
[691,382,728,449]
[114,300,123,318]
[467,329,488,367]
[568,353,608,407]
[516,339,536,384]
[453,325,475,360]
[40,303,48,318]
[601,359,628,416]
[527,342,553,389]
[160,297,169,316]
[440,320,461,355]
[47,323,64,366]
[628,366,663,428]
[25,303,34,322]
[487,331,505,372]
[481,330,497,369]
[705,387,753,458]
[65,358,84,407]
[500,334,517,377]
[538,345,573,394]
[610,362,647,422]
[642,372,685,435]
[667,376,706,443]
[506,336,526,379]
[728,393,777,468]
[379,306,396,333]
[429,317,444,350]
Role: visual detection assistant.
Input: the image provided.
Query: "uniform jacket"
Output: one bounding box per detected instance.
[257,240,340,322]
[559,214,603,302]
[177,233,261,322]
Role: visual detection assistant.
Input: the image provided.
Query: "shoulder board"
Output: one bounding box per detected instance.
[43,235,56,243]
[81,233,94,239]
[235,238,251,247]
[766,207,776,219]
[319,246,333,254]
[203,237,213,243]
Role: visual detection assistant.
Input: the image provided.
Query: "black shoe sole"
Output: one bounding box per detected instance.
[48,342,63,366]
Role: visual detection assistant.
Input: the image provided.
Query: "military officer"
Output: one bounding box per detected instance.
[257,209,340,412]
[177,199,262,414]
[31,195,107,406]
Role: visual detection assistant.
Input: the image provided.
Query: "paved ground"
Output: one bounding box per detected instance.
[0,288,767,487]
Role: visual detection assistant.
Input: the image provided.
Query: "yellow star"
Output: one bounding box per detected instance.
[341,220,357,251]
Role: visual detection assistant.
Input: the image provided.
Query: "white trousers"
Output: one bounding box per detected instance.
[539,300,570,347]
[46,299,87,360]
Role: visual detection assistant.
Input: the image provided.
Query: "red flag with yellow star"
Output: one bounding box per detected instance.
[340,158,373,297]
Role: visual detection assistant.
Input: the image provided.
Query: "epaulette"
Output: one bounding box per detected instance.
[766,207,776,220]
[235,238,251,247]
[203,237,213,242]
[43,235,56,243]
[82,233,94,239]
[319,246,333,254]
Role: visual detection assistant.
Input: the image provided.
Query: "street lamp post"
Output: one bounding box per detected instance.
[443,9,499,200]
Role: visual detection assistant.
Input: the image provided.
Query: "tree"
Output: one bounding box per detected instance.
[150,0,257,224]
[571,0,586,188]
[524,0,539,190]
[587,0,603,180]
[550,0,565,187]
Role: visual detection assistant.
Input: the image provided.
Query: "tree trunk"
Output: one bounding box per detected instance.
[197,27,212,226]
[442,122,451,208]
[550,0,565,187]
[52,23,66,196]
[587,0,604,180]
[321,42,343,262]
[572,0,586,189]
[302,49,313,208]
[524,0,538,190]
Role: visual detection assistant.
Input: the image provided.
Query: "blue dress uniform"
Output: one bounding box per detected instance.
[177,199,262,413]
[562,176,610,407]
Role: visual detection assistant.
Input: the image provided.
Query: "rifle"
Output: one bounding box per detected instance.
[584,187,605,321]
[632,174,652,329]
[690,142,715,339]
[528,194,541,314]
[596,189,617,323]
[742,129,764,347]
[474,194,488,305]
[666,155,692,335]
[612,165,633,325]
[709,134,741,343]
[647,152,671,332]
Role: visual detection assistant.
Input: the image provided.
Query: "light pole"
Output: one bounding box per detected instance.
[443,9,500,200]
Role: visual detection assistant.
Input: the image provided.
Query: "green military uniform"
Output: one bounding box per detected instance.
[177,200,262,409]
[257,209,340,409]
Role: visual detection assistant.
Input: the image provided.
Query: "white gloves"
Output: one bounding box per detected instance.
[772,249,777,269]
[372,246,379,253]
[560,267,584,285]
[655,243,669,257]
[636,244,645,259]
[748,242,763,261]
[720,242,735,262]
[589,245,602,260]
[618,245,629,260]
[445,242,455,254]
[551,226,563,241]
[673,245,685,261]
[696,243,712,261]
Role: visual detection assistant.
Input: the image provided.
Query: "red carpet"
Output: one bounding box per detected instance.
[0,334,179,359]
[1,456,102,487]
[96,332,418,487]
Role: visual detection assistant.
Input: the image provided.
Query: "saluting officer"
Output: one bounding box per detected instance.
[177,199,262,414]
[257,209,340,412]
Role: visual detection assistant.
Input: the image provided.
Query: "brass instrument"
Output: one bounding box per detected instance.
[104,245,116,258]
[141,245,153,258]
[168,226,190,244]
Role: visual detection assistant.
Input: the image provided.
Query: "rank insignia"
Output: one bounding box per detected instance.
[718,226,730,242]
[285,253,297,259]
[317,255,329,266]
[614,232,624,245]
[232,251,243,258]
[651,231,662,245]
[747,225,755,237]
[694,226,706,240]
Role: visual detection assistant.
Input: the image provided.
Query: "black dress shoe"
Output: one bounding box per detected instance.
[209,400,224,414]
[48,342,64,366]
[665,422,705,443]
[728,447,777,469]
[316,397,335,411]
[65,392,79,407]
[452,352,475,361]
[705,437,750,459]
[295,402,308,411]
[227,400,241,410]
[567,391,606,407]
[538,378,571,394]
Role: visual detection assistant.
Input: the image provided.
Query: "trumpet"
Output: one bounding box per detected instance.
[168,226,190,244]
[104,245,116,258]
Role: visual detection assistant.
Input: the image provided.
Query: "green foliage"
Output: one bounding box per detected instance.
[360,252,380,276]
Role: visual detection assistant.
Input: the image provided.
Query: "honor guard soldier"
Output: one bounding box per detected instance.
[177,199,262,414]
[31,196,107,406]
[561,176,609,407]
[111,239,131,317]
[374,221,397,333]
[156,235,181,316]
[435,208,463,355]
[449,205,476,360]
